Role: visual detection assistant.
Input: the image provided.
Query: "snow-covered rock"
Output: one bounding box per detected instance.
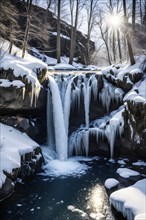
[0,123,41,198]
[110,179,146,220]
[116,168,140,178]
[104,178,119,189]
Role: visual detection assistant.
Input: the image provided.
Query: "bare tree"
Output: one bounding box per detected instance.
[85,0,99,65]
[22,0,33,58]
[56,0,61,63]
[122,0,135,65]
[69,0,80,65]
[97,11,111,65]
[132,0,136,32]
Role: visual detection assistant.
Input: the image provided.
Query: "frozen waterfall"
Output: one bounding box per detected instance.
[47,76,68,161]
[47,73,124,160]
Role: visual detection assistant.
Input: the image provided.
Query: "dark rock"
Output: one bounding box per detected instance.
[0,116,47,144]
[117,77,133,92]
[0,69,47,112]
[0,147,43,200]
[0,178,14,201]
[122,100,146,160]
[129,71,143,83]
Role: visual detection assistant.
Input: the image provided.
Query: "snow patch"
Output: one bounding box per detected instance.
[117,168,140,178]
[104,178,119,189]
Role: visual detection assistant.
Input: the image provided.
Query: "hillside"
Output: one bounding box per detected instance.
[1,0,95,64]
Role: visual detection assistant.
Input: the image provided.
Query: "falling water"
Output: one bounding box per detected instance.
[48,76,67,161]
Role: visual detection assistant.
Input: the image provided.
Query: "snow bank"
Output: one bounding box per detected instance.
[0,123,39,188]
[132,161,146,166]
[54,63,76,70]
[134,213,146,220]
[117,168,140,178]
[104,178,119,189]
[110,179,146,220]
[124,91,146,104]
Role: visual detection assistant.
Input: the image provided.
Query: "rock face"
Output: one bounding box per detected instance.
[0,62,48,143]
[122,100,146,160]
[8,1,95,64]
[0,147,43,201]
[0,68,47,111]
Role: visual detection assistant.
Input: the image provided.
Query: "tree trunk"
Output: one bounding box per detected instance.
[99,26,111,65]
[117,29,122,61]
[57,0,61,63]
[86,0,93,65]
[139,0,143,25]
[69,0,79,65]
[22,0,32,58]
[47,0,52,11]
[9,39,13,54]
[112,30,116,62]
[125,33,135,65]
[132,0,136,32]
[123,0,127,17]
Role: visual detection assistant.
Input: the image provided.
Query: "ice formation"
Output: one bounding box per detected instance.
[46,72,125,160]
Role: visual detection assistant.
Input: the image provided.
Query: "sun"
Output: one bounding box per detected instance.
[106,13,123,29]
[109,15,122,27]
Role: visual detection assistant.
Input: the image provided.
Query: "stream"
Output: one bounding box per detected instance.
[0,158,144,220]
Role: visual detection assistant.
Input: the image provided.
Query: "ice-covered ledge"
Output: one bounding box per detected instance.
[110,178,146,220]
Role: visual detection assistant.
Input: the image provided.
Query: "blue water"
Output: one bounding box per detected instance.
[0,158,144,220]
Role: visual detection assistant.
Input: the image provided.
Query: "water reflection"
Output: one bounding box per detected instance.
[88,184,114,220]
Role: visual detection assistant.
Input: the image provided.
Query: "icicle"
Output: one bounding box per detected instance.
[83,80,91,128]
[22,87,25,100]
[47,90,55,151]
[91,75,98,101]
[105,108,124,159]
[82,131,89,156]
[64,78,74,137]
[68,132,76,157]
[48,76,68,161]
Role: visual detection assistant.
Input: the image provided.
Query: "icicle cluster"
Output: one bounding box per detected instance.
[47,72,124,160]
[68,108,124,159]
[99,79,124,113]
